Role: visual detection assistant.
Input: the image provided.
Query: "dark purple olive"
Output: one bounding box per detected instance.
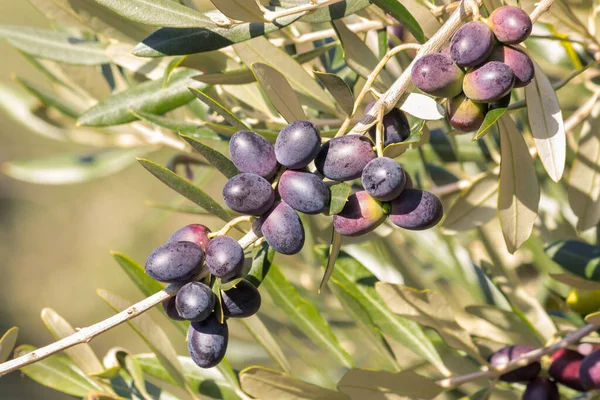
[487,45,535,88]
[278,170,330,214]
[145,241,205,283]
[187,314,228,369]
[450,21,495,68]
[274,120,321,169]
[333,191,387,236]
[365,102,411,146]
[463,61,515,103]
[315,136,376,181]
[261,201,305,255]
[580,349,600,390]
[175,282,216,322]
[222,173,274,216]
[166,224,211,250]
[221,280,261,318]
[489,6,532,44]
[523,378,559,400]
[162,297,185,321]
[205,236,244,280]
[229,130,278,179]
[361,157,406,201]
[388,189,443,230]
[549,349,586,391]
[411,53,464,98]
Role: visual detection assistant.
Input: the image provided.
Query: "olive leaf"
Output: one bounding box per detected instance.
[252,62,306,123]
[0,327,18,363]
[180,135,240,178]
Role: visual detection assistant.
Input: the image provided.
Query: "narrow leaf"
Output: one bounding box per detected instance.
[497,116,540,253]
[15,345,103,396]
[240,366,348,400]
[473,95,510,140]
[370,0,426,43]
[188,87,249,131]
[246,243,275,288]
[319,229,342,291]
[568,101,600,231]
[546,240,600,281]
[133,15,300,57]
[441,172,499,233]
[14,75,80,118]
[252,62,305,123]
[93,0,216,28]
[338,369,442,400]
[314,72,354,116]
[180,135,240,178]
[0,327,18,363]
[106,43,168,80]
[0,26,108,65]
[262,264,354,368]
[138,158,231,222]
[3,148,148,185]
[332,20,394,90]
[400,93,445,121]
[111,251,165,297]
[130,109,222,141]
[40,308,104,375]
[233,36,337,115]
[550,273,600,291]
[241,315,292,374]
[525,62,566,182]
[78,69,204,127]
[209,0,265,22]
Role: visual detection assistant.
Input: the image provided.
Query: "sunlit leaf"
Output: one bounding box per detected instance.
[338,369,442,400]
[210,0,265,22]
[133,15,300,57]
[0,327,18,363]
[3,148,149,185]
[93,0,216,28]
[0,26,108,65]
[14,75,80,119]
[550,273,600,291]
[138,158,231,222]
[568,101,600,231]
[329,182,351,215]
[130,110,222,141]
[246,243,275,288]
[106,43,169,80]
[399,93,445,121]
[314,72,354,116]
[472,95,510,140]
[40,308,104,375]
[525,62,566,182]
[188,87,249,131]
[233,36,337,115]
[497,116,540,254]
[332,20,394,91]
[240,366,347,400]
[78,69,204,127]
[465,305,542,346]
[262,263,354,368]
[319,229,342,291]
[241,315,292,374]
[252,63,305,123]
[15,345,103,397]
[442,172,499,233]
[180,135,239,178]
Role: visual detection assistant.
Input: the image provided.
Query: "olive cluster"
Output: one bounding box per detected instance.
[144,224,261,369]
[411,6,534,133]
[489,344,600,399]
[226,119,443,254]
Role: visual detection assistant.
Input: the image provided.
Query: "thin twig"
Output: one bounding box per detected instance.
[529,0,556,24]
[263,0,342,22]
[209,216,253,238]
[270,20,385,46]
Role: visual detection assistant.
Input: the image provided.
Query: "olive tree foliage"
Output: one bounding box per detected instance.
[0,0,599,399]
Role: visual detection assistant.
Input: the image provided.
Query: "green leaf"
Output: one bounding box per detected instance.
[233,36,338,115]
[78,69,205,127]
[28,0,155,43]
[262,263,354,368]
[187,87,249,131]
[123,353,152,400]
[246,242,275,288]
[370,0,426,43]
[135,353,238,399]
[15,344,103,396]
[40,308,104,375]
[465,305,542,346]
[546,240,600,281]
[441,172,499,233]
[130,110,222,141]
[241,315,292,374]
[314,72,354,116]
[252,62,305,123]
[0,327,18,363]
[194,43,337,86]
[319,250,447,373]
[319,229,342,291]
[329,182,351,215]
[93,0,216,28]
[133,15,300,57]
[472,95,510,140]
[497,115,540,254]
[0,26,109,65]
[3,148,148,185]
[111,251,165,297]
[13,75,80,119]
[180,135,240,178]
[96,290,187,389]
[240,366,348,400]
[138,158,231,222]
[332,20,394,91]
[210,0,265,22]
[337,369,442,400]
[163,56,187,87]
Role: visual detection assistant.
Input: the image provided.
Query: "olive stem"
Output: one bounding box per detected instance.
[210,216,254,238]
[334,43,421,137]
[270,20,385,46]
[529,0,555,24]
[375,106,385,157]
[436,323,598,389]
